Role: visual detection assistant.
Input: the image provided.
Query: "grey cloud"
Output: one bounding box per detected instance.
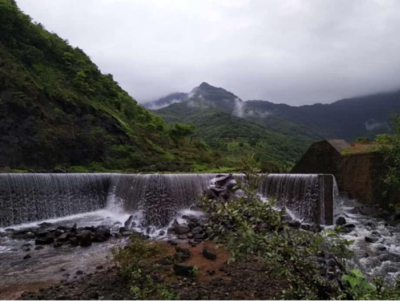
[16,0,400,105]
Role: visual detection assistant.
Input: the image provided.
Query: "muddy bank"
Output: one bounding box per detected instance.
[20,241,288,300]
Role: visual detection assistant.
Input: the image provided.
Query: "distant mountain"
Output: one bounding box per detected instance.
[153,83,318,168]
[245,91,400,140]
[143,92,187,110]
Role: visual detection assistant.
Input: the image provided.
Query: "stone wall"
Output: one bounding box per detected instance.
[339,152,387,205]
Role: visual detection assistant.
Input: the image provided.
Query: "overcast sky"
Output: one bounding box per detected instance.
[17,0,400,105]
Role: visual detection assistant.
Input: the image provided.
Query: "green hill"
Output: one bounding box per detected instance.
[0,0,214,172]
[156,99,317,170]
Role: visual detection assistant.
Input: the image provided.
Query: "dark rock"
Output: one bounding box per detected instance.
[53,241,63,248]
[178,234,187,240]
[23,254,31,260]
[288,220,301,228]
[5,228,14,232]
[173,263,194,277]
[57,233,69,241]
[159,230,165,236]
[194,233,205,240]
[93,227,110,242]
[204,189,218,200]
[371,231,381,237]
[79,230,92,247]
[335,217,346,226]
[25,232,36,239]
[191,226,202,234]
[96,265,103,270]
[203,246,217,260]
[35,236,54,245]
[76,270,84,275]
[157,256,173,265]
[121,231,132,237]
[36,230,50,238]
[34,246,44,250]
[69,237,79,246]
[38,222,53,228]
[343,223,356,231]
[214,174,234,186]
[365,236,379,243]
[70,223,77,233]
[175,246,191,261]
[124,215,134,228]
[301,224,311,231]
[174,224,190,235]
[364,252,369,258]
[187,233,194,239]
[377,245,387,251]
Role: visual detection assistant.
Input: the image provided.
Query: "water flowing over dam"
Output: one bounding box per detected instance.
[0,173,338,228]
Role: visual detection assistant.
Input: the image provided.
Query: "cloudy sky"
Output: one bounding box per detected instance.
[17,0,400,105]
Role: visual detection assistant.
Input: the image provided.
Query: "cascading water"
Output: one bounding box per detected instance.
[0,173,338,229]
[0,174,111,227]
[259,174,337,225]
[111,174,215,227]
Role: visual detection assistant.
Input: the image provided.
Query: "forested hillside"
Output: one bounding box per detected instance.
[0,0,214,172]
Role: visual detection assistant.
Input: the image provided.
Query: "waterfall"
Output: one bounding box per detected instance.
[0,173,338,228]
[111,174,215,227]
[259,174,336,225]
[0,174,111,228]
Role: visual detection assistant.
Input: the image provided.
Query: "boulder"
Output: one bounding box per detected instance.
[174,224,190,235]
[79,230,92,247]
[35,236,54,245]
[94,227,110,242]
[203,246,217,260]
[124,215,134,228]
[70,223,77,233]
[288,220,301,228]
[191,226,202,234]
[173,263,194,277]
[23,254,31,260]
[38,222,53,228]
[335,217,346,226]
[365,236,379,243]
[57,233,69,242]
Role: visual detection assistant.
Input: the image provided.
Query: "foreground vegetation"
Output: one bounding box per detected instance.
[111,159,400,300]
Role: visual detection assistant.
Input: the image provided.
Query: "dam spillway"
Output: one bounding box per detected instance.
[0,173,338,228]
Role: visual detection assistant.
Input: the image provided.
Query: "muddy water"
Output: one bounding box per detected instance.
[0,211,128,299]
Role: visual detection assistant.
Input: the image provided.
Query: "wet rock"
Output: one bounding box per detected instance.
[76,270,84,275]
[124,215,134,228]
[121,231,132,237]
[204,189,218,200]
[26,232,36,239]
[57,233,69,241]
[377,245,387,252]
[53,241,63,248]
[36,230,50,238]
[94,227,110,242]
[335,217,346,226]
[301,224,311,231]
[364,252,369,258]
[34,246,44,250]
[343,223,356,231]
[69,237,79,246]
[79,230,92,247]
[214,174,234,186]
[203,246,217,260]
[38,222,53,228]
[365,236,379,243]
[178,234,187,240]
[5,228,14,232]
[96,265,103,270]
[187,233,194,239]
[70,223,77,233]
[173,263,194,277]
[159,230,165,236]
[174,224,190,235]
[35,236,54,245]
[191,226,202,234]
[288,220,301,228]
[371,231,381,237]
[23,254,31,260]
